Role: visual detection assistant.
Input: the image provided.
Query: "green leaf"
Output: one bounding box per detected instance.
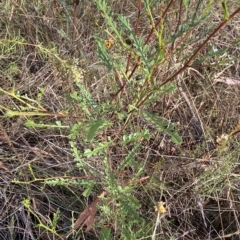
[86,119,104,141]
[126,195,141,209]
[86,118,110,141]
[99,228,112,240]
[143,111,182,144]
[117,143,141,172]
[170,132,182,144]
[84,141,113,157]
[122,130,150,143]
[82,181,96,197]
[183,0,190,8]
[51,209,60,231]
[119,198,142,221]
[95,36,113,70]
[221,0,229,20]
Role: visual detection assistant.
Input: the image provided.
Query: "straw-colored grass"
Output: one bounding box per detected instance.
[0,0,240,239]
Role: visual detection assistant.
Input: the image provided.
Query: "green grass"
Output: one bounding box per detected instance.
[0,0,240,239]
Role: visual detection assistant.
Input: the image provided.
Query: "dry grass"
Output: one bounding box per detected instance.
[0,0,240,239]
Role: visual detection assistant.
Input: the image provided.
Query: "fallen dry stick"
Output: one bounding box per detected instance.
[213,76,240,86]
